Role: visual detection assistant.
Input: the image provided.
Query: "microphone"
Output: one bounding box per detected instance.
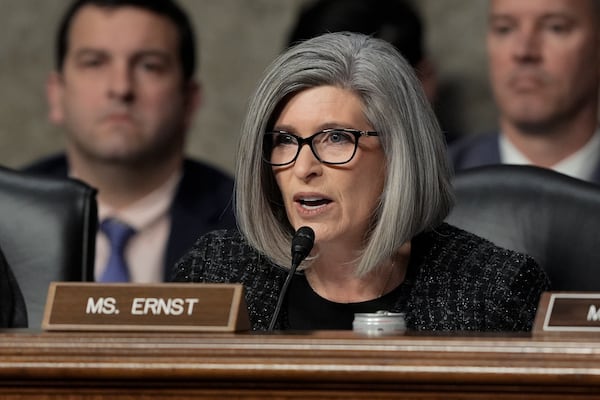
[291,226,316,269]
[268,226,315,331]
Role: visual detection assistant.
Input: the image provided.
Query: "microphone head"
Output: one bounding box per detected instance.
[291,226,315,268]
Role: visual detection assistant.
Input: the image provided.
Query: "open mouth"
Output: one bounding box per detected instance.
[296,197,332,210]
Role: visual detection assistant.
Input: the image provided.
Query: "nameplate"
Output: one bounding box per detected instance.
[42,282,250,332]
[533,292,600,337]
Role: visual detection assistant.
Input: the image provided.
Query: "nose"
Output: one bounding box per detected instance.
[107,62,134,103]
[513,27,542,63]
[292,142,322,181]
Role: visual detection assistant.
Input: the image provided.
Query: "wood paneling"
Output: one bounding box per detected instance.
[0,330,599,398]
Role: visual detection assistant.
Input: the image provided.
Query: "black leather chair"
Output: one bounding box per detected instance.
[446,164,600,291]
[0,166,97,328]
[0,244,27,328]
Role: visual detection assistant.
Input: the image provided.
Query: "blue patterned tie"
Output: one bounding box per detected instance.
[99,218,136,282]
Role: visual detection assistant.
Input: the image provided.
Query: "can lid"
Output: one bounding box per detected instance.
[354,310,405,318]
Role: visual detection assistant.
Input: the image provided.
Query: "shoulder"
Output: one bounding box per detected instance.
[171,229,246,280]
[170,158,236,228]
[175,158,235,209]
[418,223,545,281]
[171,229,282,283]
[21,153,68,177]
[448,132,501,171]
[193,228,245,251]
[181,158,233,188]
[408,223,549,331]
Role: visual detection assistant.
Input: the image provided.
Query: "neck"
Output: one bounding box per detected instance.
[67,152,182,210]
[500,106,598,168]
[306,242,411,303]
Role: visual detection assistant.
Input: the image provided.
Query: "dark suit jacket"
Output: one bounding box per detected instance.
[449,132,600,184]
[24,154,237,279]
[0,245,27,328]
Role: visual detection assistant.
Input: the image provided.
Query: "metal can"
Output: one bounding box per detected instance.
[352,310,406,336]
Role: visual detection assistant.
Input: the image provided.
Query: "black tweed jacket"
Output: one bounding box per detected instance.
[171,223,550,332]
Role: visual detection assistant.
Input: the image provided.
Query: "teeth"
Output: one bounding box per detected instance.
[298,197,330,209]
[300,202,326,210]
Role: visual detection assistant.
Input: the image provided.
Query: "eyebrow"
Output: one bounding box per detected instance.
[72,47,172,60]
[272,122,360,133]
[490,10,578,21]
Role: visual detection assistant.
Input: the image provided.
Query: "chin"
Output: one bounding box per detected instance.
[511,117,557,135]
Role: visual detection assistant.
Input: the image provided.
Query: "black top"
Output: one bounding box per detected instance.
[171,223,550,332]
[287,274,406,330]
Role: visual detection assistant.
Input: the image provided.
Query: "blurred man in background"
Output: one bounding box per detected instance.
[450,0,600,183]
[26,0,236,282]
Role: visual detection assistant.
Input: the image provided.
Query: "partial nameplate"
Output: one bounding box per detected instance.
[533,292,600,337]
[42,282,250,332]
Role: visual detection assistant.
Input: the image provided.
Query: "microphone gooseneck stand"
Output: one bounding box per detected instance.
[267,226,315,331]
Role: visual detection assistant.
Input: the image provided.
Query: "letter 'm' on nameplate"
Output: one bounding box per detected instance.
[533,292,600,337]
[42,282,250,332]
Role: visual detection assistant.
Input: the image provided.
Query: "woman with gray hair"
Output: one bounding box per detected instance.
[172,32,549,332]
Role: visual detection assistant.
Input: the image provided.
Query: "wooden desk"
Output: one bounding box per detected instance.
[0,330,599,399]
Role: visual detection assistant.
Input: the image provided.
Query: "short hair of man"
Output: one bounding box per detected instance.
[287,0,424,67]
[55,0,196,81]
[235,32,454,277]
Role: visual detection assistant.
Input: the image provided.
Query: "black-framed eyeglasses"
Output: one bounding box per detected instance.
[262,128,379,166]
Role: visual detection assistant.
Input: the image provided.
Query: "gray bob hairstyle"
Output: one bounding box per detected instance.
[235,32,454,276]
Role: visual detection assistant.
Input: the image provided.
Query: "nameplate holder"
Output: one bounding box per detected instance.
[42,282,250,332]
[533,292,600,337]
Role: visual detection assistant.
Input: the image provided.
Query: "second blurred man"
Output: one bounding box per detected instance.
[450,0,600,183]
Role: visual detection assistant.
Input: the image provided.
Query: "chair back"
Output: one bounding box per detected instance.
[446,165,600,291]
[0,167,97,328]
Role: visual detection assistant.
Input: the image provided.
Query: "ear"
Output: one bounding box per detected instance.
[46,72,65,125]
[182,80,202,131]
